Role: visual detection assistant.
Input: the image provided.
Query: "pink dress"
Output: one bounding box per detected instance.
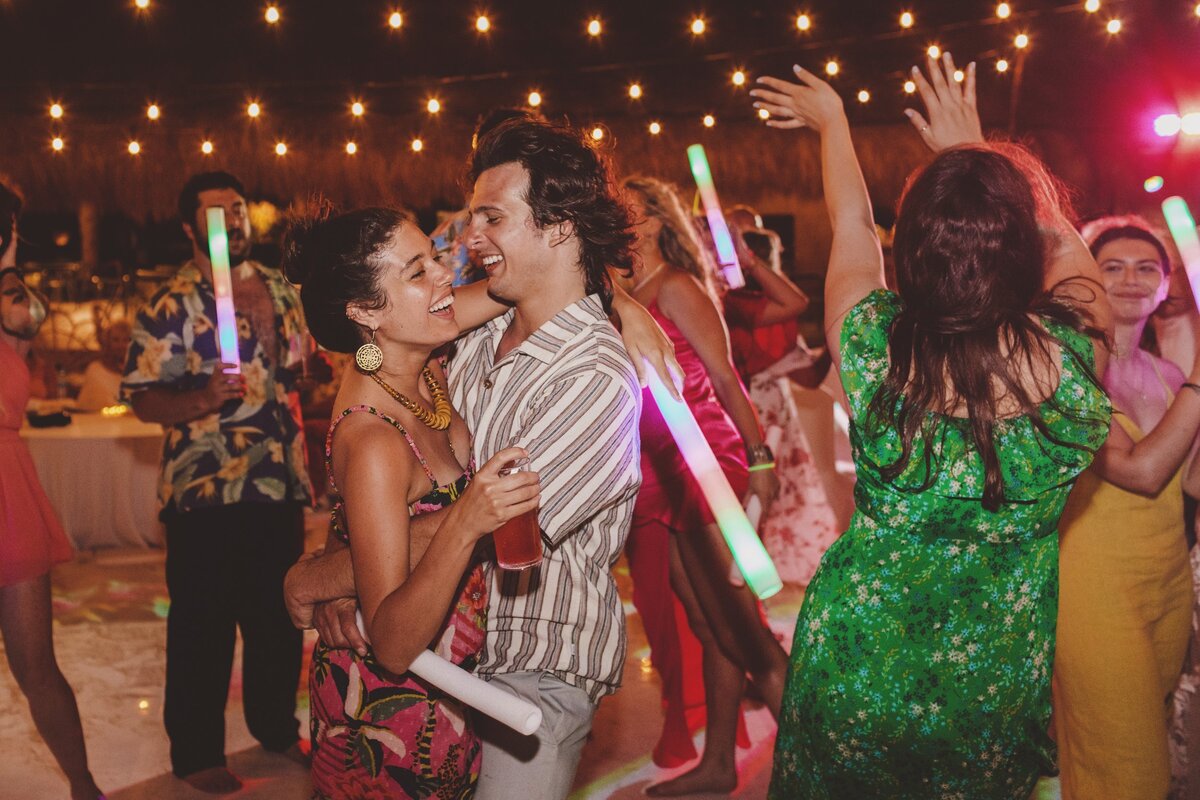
[0,339,73,587]
[309,405,485,800]
[626,303,751,766]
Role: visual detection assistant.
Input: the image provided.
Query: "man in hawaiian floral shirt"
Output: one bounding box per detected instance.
[121,171,312,795]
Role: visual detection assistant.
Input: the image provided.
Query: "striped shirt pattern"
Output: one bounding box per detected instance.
[448,294,642,702]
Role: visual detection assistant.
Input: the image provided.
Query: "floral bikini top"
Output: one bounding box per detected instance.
[324,404,474,544]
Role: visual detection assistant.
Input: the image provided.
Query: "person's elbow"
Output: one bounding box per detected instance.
[371,632,424,675]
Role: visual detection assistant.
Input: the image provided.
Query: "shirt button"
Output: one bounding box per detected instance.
[483,378,493,389]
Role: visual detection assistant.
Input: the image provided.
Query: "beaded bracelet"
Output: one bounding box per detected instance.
[748,462,776,472]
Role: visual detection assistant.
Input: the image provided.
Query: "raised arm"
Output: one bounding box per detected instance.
[732,233,811,327]
[751,67,883,365]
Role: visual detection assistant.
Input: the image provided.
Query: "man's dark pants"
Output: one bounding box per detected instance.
[162,501,303,777]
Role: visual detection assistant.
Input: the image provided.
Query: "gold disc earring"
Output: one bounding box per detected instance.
[355,329,384,373]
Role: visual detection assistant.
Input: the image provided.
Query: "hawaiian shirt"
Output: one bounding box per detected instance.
[121,260,313,515]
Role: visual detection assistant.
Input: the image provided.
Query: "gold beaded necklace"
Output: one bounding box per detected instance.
[369,367,452,430]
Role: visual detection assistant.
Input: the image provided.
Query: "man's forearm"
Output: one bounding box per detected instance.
[130,386,215,426]
[287,546,357,605]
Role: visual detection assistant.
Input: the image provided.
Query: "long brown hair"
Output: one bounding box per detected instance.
[622,175,719,301]
[870,144,1102,511]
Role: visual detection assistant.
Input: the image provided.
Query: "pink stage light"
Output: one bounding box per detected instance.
[1155,114,1182,137]
[1183,113,1200,136]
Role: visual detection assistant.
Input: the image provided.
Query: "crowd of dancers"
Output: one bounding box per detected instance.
[2,52,1200,800]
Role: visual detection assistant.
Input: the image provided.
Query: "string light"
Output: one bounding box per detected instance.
[953,69,965,82]
[388,11,403,29]
[247,101,261,118]
[996,2,1012,19]
[527,90,542,107]
[900,11,914,28]
[857,89,871,103]
[645,120,663,135]
[201,140,214,154]
[1184,113,1200,135]
[411,138,424,152]
[1014,32,1029,48]
[265,5,280,24]
[345,141,358,155]
[275,141,287,156]
[134,0,150,9]
[996,58,1010,72]
[732,69,746,87]
[628,83,643,99]
[795,13,811,31]
[904,79,917,93]
[49,102,63,120]
[927,44,941,59]
[703,114,716,127]
[591,126,605,141]
[1195,2,1200,18]
[127,141,141,155]
[1084,0,1100,12]
[825,59,840,76]
[350,100,365,117]
[1106,18,1121,34]
[587,17,602,36]
[690,17,706,35]
[146,103,161,120]
[51,136,65,152]
[758,108,770,119]
[1155,114,1182,137]
[426,97,441,114]
[475,15,490,33]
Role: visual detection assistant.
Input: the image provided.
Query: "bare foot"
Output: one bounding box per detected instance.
[181,766,243,794]
[646,761,738,797]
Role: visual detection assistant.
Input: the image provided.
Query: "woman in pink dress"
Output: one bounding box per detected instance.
[619,176,788,796]
[282,206,542,799]
[0,186,104,800]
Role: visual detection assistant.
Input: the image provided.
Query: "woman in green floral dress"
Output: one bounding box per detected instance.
[751,56,1112,797]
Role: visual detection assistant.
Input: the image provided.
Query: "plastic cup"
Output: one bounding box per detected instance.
[494,456,542,571]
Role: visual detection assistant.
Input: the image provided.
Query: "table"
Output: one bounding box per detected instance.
[21,413,165,548]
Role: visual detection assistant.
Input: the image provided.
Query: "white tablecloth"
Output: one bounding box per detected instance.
[21,413,165,549]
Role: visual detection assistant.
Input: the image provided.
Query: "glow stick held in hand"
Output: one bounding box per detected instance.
[645,360,782,599]
[205,207,241,374]
[686,144,746,290]
[1163,196,1200,306]
[355,611,542,735]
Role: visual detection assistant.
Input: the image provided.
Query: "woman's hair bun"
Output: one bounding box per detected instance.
[281,195,336,286]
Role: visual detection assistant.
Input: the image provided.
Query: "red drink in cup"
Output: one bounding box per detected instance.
[494,456,542,570]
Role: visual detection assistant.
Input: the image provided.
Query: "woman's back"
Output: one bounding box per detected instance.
[770,290,1110,799]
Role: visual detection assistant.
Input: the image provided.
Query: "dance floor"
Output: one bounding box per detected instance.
[0,509,1063,799]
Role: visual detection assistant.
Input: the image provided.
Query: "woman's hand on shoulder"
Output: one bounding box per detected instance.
[451,446,541,538]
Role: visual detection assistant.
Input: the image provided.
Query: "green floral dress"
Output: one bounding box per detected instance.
[769,290,1110,799]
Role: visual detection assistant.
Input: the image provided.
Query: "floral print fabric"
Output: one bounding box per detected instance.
[310,405,486,799]
[120,261,312,513]
[769,290,1110,799]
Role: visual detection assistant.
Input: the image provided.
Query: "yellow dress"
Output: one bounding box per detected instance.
[1054,391,1195,800]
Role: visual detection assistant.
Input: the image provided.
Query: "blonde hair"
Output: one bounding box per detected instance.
[622,175,719,300]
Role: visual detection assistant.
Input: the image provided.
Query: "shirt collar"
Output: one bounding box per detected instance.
[483,294,607,365]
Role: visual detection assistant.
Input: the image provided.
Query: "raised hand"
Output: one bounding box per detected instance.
[750,65,847,134]
[454,446,541,536]
[905,52,984,152]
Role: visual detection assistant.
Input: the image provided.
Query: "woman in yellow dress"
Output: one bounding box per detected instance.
[1054,218,1200,799]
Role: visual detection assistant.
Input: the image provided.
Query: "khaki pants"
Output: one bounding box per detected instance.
[474,671,597,800]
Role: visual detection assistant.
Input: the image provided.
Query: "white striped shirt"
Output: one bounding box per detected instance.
[448,294,641,701]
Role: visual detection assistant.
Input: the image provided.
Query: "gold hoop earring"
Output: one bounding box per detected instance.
[355,329,383,373]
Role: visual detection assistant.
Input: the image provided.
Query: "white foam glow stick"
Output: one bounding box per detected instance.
[687,144,746,290]
[205,207,241,374]
[1163,196,1200,307]
[355,611,542,735]
[646,361,782,599]
[730,426,783,586]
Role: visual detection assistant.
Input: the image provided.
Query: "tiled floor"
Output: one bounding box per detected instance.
[0,511,1062,799]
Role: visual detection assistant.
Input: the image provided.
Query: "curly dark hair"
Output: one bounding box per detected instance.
[281,199,413,354]
[467,117,635,310]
